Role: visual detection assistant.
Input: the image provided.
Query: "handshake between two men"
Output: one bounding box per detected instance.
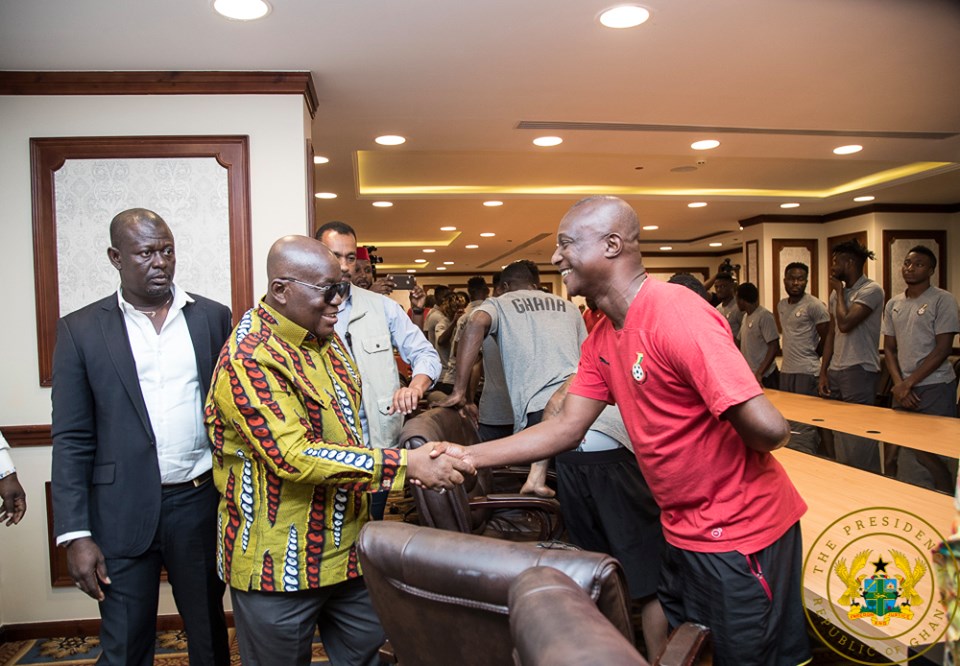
[404,442,476,491]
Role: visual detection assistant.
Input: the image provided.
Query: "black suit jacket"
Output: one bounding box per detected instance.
[51,292,232,559]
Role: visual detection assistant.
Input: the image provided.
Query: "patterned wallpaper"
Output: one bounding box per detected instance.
[55,157,232,316]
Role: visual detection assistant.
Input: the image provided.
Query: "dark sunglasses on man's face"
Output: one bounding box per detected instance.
[279,277,350,304]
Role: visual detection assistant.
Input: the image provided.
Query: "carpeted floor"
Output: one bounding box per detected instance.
[0,629,331,665]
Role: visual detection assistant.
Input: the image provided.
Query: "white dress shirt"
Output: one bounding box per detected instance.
[0,431,15,479]
[119,285,211,484]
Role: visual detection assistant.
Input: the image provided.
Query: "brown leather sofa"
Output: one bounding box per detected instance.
[509,566,711,666]
[399,407,562,540]
[357,521,632,666]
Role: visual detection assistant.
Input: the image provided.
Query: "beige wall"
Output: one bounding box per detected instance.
[0,93,310,627]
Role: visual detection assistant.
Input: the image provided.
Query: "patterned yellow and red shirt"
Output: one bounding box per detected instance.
[205,301,407,592]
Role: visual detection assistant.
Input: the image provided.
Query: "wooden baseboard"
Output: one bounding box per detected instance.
[0,611,235,642]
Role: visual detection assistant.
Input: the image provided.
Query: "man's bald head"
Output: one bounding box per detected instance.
[266,235,338,285]
[562,196,641,246]
[109,208,169,247]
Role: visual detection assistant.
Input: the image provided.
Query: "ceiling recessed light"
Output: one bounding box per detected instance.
[422,249,436,254]
[854,195,875,202]
[315,192,337,199]
[780,203,800,209]
[440,226,457,231]
[213,0,270,21]
[406,269,417,273]
[479,232,496,237]
[443,261,455,265]
[642,225,659,231]
[688,202,708,208]
[598,5,651,29]
[833,144,862,155]
[414,259,427,263]
[709,242,723,247]
[371,201,393,208]
[465,244,479,249]
[375,135,406,146]
[483,200,503,207]
[691,139,720,150]
[436,266,447,271]
[533,136,563,147]
[313,155,329,165]
[659,246,673,251]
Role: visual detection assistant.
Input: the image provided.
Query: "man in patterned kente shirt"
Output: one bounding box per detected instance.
[205,235,474,666]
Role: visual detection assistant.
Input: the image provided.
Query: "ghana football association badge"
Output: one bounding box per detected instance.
[631,352,647,384]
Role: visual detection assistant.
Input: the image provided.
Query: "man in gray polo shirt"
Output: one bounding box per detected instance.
[777,262,830,454]
[736,282,780,388]
[714,273,744,343]
[818,239,884,472]
[882,245,959,490]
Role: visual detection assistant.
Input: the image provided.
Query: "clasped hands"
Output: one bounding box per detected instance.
[406,442,476,492]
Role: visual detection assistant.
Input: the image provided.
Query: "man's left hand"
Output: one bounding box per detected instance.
[0,473,26,526]
[389,385,423,415]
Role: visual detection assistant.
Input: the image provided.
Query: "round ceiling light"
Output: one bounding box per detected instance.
[422,248,436,253]
[780,203,800,209]
[691,139,720,150]
[533,136,563,147]
[375,135,406,146]
[598,5,651,28]
[480,232,496,237]
[371,201,393,208]
[709,242,723,247]
[443,261,455,265]
[659,246,673,251]
[465,244,479,249]
[854,195,875,202]
[436,266,447,271]
[213,0,271,20]
[313,155,329,165]
[642,225,659,231]
[483,200,503,207]
[414,259,427,263]
[315,192,337,199]
[440,226,457,231]
[833,144,862,155]
[406,269,417,273]
[688,202,708,208]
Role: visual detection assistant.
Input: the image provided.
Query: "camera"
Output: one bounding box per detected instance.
[365,246,384,265]
[717,258,741,277]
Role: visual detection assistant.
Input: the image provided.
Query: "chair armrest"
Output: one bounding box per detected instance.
[654,622,711,666]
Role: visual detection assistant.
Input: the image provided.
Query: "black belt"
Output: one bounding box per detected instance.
[162,469,212,490]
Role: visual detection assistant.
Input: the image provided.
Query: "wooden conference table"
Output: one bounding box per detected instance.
[766,389,957,661]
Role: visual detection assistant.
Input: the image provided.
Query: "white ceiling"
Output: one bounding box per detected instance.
[2,0,959,274]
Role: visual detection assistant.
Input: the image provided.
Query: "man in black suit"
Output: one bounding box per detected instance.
[51,208,231,666]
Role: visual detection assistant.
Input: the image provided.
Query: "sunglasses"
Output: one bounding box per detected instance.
[279,277,350,304]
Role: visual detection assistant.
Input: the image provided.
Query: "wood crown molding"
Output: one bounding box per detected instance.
[0,424,52,447]
[741,202,960,227]
[0,71,319,118]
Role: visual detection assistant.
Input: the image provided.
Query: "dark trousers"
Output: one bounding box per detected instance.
[231,577,384,666]
[658,523,809,666]
[98,479,229,666]
[827,366,881,472]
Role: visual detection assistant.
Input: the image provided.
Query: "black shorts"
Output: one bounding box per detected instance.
[555,446,664,599]
[658,522,811,666]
